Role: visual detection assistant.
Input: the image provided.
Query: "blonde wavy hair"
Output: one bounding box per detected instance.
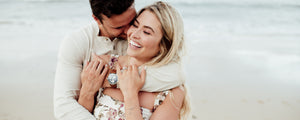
[138,1,190,119]
[141,1,185,67]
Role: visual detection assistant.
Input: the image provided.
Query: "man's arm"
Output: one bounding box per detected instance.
[54,31,96,120]
[142,62,185,92]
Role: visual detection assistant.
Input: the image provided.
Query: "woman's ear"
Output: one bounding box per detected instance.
[157,44,164,56]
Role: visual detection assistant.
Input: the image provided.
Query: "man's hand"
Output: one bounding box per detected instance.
[78,53,109,112]
[80,53,109,96]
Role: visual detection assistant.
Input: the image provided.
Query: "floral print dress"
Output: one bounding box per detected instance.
[93,88,169,120]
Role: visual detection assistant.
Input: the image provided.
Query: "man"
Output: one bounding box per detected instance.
[54,0,182,119]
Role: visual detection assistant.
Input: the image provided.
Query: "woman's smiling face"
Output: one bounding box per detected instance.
[126,10,163,62]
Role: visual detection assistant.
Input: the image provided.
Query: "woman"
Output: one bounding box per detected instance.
[79,1,190,120]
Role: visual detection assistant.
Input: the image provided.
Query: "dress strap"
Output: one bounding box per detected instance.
[153,90,169,112]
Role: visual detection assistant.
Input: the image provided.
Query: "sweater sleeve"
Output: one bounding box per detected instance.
[53,30,96,120]
[141,62,185,92]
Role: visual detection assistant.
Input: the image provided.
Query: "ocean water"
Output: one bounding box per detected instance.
[0,0,300,120]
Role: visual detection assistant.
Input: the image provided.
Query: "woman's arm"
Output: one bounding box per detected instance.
[78,54,109,112]
[150,86,185,120]
[123,92,143,120]
[117,65,146,120]
[116,64,185,119]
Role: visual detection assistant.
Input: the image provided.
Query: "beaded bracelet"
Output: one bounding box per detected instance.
[108,54,119,70]
[107,54,119,86]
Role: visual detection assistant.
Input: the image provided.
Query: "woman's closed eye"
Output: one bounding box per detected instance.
[132,20,152,35]
[143,30,151,35]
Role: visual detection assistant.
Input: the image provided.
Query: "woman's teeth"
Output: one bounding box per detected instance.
[130,40,141,48]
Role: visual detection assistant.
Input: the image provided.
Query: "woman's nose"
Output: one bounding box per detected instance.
[131,29,141,39]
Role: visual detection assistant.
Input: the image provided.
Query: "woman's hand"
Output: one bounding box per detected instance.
[116,64,146,96]
[116,64,146,120]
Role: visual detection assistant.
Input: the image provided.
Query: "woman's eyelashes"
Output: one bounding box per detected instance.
[143,31,151,35]
[132,22,152,35]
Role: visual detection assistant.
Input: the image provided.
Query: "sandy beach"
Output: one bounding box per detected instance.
[1,0,300,120]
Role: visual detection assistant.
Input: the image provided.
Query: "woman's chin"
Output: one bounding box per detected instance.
[126,50,137,57]
[127,47,140,56]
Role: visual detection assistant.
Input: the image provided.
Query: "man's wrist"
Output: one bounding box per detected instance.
[79,90,96,100]
[78,89,96,113]
[80,83,100,95]
[80,86,97,97]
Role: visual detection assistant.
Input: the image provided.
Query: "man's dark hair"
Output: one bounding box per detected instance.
[89,0,134,23]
